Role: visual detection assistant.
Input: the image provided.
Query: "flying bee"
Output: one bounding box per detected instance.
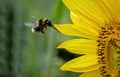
[25,18,54,33]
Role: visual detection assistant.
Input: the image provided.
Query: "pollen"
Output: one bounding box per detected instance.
[97,20,120,77]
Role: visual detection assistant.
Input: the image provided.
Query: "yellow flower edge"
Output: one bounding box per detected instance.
[55,0,120,77]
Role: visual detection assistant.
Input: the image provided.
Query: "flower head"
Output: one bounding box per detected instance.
[55,0,120,77]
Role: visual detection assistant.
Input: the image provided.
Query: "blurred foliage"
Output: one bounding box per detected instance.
[0,0,79,77]
[0,0,27,77]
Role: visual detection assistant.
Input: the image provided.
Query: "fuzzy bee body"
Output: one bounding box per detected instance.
[25,18,53,33]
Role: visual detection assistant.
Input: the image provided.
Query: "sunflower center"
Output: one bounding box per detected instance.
[97,20,120,77]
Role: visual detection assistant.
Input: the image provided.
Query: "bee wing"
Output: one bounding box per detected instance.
[30,15,39,19]
[24,22,37,28]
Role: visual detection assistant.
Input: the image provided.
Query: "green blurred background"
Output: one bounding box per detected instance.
[0,0,79,77]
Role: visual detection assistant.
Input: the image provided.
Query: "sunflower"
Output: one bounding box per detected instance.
[55,0,120,77]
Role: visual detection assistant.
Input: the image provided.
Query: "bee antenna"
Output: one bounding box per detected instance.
[52,26,59,32]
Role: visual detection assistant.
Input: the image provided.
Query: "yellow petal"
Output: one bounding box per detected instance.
[58,39,97,54]
[62,0,110,27]
[60,54,99,72]
[55,24,98,40]
[70,12,100,32]
[101,0,120,20]
[79,70,101,77]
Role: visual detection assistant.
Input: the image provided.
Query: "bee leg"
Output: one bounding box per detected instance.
[40,30,44,33]
[45,25,47,29]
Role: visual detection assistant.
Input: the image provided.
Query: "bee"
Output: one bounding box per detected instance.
[25,18,54,33]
